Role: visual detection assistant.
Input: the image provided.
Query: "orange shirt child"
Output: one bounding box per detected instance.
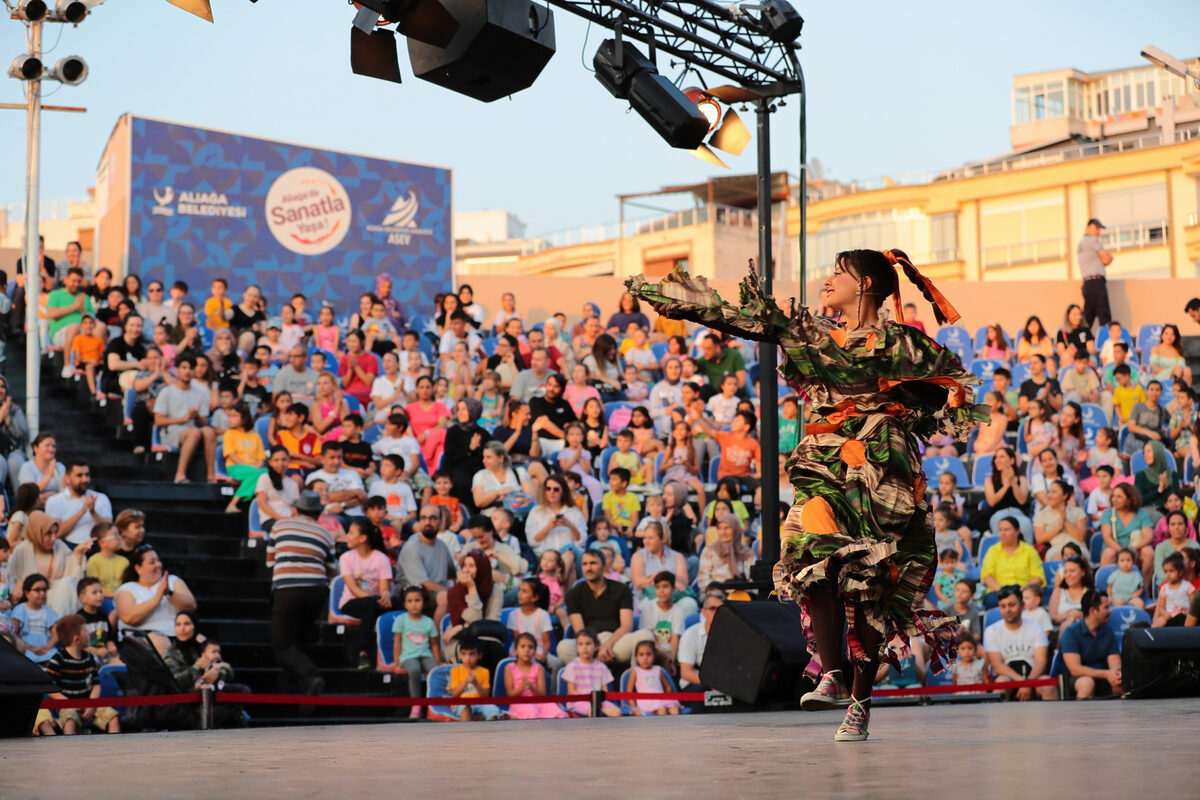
[72,333,105,365]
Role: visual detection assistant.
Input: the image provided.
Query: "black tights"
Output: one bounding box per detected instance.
[807,580,884,702]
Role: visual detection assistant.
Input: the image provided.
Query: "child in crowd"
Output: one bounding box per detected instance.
[238,359,269,413]
[592,541,626,582]
[629,639,681,716]
[622,325,659,383]
[950,579,980,635]
[392,586,441,718]
[264,390,292,447]
[602,467,640,539]
[933,507,970,568]
[933,549,965,613]
[37,615,120,735]
[278,303,305,352]
[1082,427,1124,494]
[505,632,568,719]
[84,522,128,610]
[703,477,750,529]
[1085,464,1115,526]
[429,471,464,533]
[950,635,986,686]
[261,324,288,360]
[639,570,685,666]
[561,628,621,717]
[369,455,417,532]
[312,306,340,354]
[622,364,649,404]
[339,519,393,669]
[931,471,966,520]
[609,430,645,486]
[634,494,667,549]
[1111,364,1145,425]
[204,278,232,329]
[279,402,323,474]
[363,497,399,556]
[1153,552,1194,627]
[209,386,237,435]
[448,640,501,721]
[565,364,602,418]
[371,412,424,489]
[538,549,570,629]
[397,330,430,382]
[507,578,557,669]
[705,374,740,429]
[628,407,664,481]
[71,314,105,397]
[556,422,604,505]
[223,403,267,514]
[12,573,59,663]
[310,349,330,376]
[75,577,118,663]
[289,293,311,328]
[475,371,504,431]
[1021,583,1053,632]
[562,471,591,520]
[338,413,375,484]
[309,481,345,541]
[1109,547,1145,608]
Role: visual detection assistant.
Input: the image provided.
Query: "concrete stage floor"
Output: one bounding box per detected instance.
[3,699,1193,799]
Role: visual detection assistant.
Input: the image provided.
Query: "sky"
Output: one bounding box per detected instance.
[0,0,1197,237]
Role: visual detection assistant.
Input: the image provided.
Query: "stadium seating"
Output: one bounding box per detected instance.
[922,455,971,489]
[327,577,360,625]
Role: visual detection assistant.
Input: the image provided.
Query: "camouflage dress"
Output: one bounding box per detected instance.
[627,267,988,673]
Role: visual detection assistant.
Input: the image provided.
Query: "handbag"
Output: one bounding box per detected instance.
[463,618,508,642]
[503,489,535,520]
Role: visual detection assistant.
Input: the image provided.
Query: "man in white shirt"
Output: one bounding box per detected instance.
[490,292,522,335]
[510,347,551,402]
[153,355,216,483]
[305,442,367,523]
[272,346,321,405]
[982,584,1057,701]
[439,312,482,357]
[678,593,724,690]
[45,461,113,545]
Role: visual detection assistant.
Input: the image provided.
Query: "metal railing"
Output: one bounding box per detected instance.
[3,197,88,222]
[1101,219,1169,252]
[982,238,1066,269]
[523,203,757,254]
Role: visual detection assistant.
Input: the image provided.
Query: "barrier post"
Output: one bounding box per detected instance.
[199,686,214,730]
[589,690,603,718]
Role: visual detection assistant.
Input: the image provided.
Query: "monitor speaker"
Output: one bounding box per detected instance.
[407,0,555,102]
[700,601,810,706]
[0,637,58,738]
[1121,627,1200,699]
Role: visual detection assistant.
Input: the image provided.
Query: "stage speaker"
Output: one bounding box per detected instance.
[1122,627,1200,699]
[0,637,58,738]
[407,0,555,102]
[700,601,810,706]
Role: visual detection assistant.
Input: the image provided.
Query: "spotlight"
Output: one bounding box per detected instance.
[354,0,459,49]
[54,0,88,24]
[684,87,722,131]
[14,0,49,21]
[162,0,214,22]
[48,55,87,85]
[760,0,803,43]
[7,55,43,81]
[594,39,710,150]
[350,25,403,84]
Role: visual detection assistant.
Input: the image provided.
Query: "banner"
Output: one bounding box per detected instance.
[127,116,451,319]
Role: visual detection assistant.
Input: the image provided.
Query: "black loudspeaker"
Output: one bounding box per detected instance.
[700,601,810,706]
[0,637,58,738]
[1122,627,1200,699]
[407,0,555,102]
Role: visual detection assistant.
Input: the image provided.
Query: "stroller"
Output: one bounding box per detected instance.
[117,632,201,731]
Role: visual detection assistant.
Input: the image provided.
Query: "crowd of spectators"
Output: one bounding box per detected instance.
[5,254,1200,725]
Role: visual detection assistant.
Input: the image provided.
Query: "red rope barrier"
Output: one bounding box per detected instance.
[40,692,202,709]
[873,678,1056,698]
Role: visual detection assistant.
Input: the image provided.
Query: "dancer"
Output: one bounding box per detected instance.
[629,250,986,741]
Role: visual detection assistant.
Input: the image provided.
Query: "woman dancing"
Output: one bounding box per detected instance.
[628,249,987,741]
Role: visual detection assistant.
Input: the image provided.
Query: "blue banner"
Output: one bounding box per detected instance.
[127,116,451,321]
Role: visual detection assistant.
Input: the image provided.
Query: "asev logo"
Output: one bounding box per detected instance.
[152,187,175,216]
[367,189,433,247]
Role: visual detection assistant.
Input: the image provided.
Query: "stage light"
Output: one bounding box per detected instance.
[684,87,722,131]
[48,55,87,85]
[354,0,459,49]
[163,0,213,22]
[594,39,710,150]
[760,1,803,44]
[350,25,403,84]
[53,0,88,24]
[13,0,48,21]
[7,55,43,81]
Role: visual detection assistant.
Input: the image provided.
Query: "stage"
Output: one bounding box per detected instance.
[2,700,1192,798]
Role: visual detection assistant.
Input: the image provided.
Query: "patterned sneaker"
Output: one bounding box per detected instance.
[834,698,870,742]
[800,671,850,711]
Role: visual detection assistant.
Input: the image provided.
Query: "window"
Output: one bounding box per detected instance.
[1014,86,1031,124]
[1047,84,1064,118]
[811,208,930,274]
[931,213,958,262]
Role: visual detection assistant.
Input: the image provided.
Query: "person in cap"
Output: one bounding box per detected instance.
[265,490,337,697]
[1078,218,1114,329]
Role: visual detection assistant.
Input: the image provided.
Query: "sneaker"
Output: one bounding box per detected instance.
[834,698,870,742]
[800,671,850,711]
[62,363,73,379]
[357,652,372,670]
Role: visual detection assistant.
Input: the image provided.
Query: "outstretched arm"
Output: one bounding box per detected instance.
[626,265,788,345]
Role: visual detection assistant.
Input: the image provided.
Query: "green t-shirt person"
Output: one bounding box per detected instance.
[46,287,94,339]
[697,345,746,390]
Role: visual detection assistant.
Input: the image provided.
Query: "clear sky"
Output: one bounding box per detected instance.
[0,0,1196,236]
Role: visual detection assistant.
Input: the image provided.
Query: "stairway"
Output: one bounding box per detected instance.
[10,340,407,727]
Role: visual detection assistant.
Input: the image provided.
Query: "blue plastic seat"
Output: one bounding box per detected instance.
[1015,421,1028,457]
[1094,564,1117,592]
[603,401,634,426]
[1136,324,1163,361]
[650,342,669,361]
[596,445,619,479]
[707,455,722,484]
[977,533,999,564]
[983,607,1002,629]
[970,359,1003,381]
[618,666,689,714]
[363,425,383,445]
[972,455,994,488]
[936,326,972,352]
[122,388,137,424]
[491,657,517,702]
[248,499,265,538]
[327,577,360,624]
[1080,403,1108,429]
[1042,560,1063,593]
[922,455,971,489]
[375,610,404,671]
[344,395,362,413]
[425,665,458,721]
[1011,362,1032,385]
[683,612,700,629]
[1104,606,1151,650]
[1048,651,1063,678]
[255,415,271,446]
[480,338,497,357]
[1089,532,1106,564]
[98,663,126,698]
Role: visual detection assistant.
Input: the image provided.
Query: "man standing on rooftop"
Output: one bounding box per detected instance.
[1078,218,1113,329]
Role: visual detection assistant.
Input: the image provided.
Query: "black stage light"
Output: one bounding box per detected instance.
[593,39,709,150]
[351,25,404,84]
[357,0,460,49]
[761,0,803,44]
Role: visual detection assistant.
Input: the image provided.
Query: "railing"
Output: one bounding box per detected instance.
[982,238,1066,269]
[1101,219,1169,252]
[806,249,962,280]
[523,203,757,254]
[3,198,88,222]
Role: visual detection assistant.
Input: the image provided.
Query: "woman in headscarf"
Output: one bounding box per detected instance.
[169,609,207,667]
[8,510,87,614]
[441,549,500,662]
[374,274,406,332]
[1134,439,1179,520]
[696,513,754,591]
[443,398,491,510]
